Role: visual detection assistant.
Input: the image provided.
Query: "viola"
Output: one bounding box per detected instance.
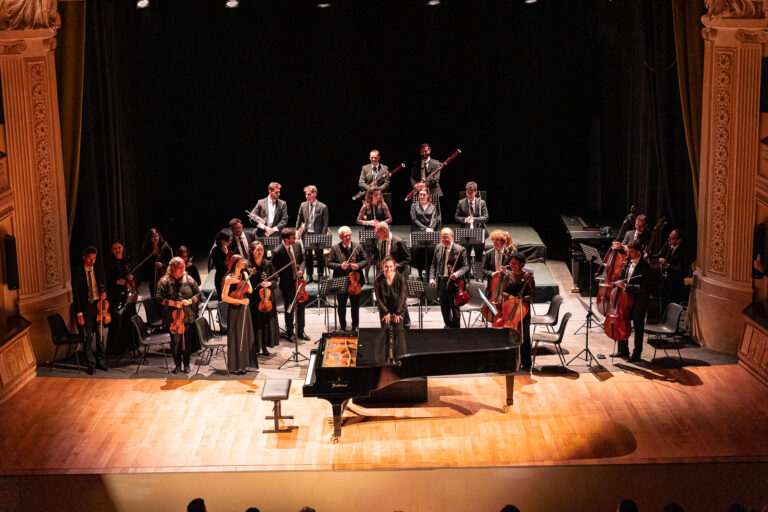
[170,307,185,335]
[453,279,470,306]
[96,297,111,325]
[296,277,309,303]
[347,249,362,295]
[258,272,273,312]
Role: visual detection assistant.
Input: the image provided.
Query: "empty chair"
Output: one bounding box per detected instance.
[130,314,172,374]
[531,295,564,333]
[216,300,229,333]
[645,302,685,362]
[138,298,163,332]
[531,312,572,370]
[460,280,488,328]
[194,316,228,375]
[46,314,84,372]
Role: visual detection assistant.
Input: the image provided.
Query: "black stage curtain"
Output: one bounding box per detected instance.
[70,0,696,260]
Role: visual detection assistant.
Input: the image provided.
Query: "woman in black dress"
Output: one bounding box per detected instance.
[410,189,437,280]
[374,256,407,363]
[247,241,279,357]
[210,230,232,300]
[500,252,535,371]
[358,186,392,282]
[221,255,256,374]
[140,228,173,297]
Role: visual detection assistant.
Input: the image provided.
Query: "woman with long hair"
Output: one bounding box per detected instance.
[247,241,279,357]
[140,227,173,297]
[221,254,256,374]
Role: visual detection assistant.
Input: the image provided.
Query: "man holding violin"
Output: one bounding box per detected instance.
[327,226,367,332]
[272,227,309,341]
[72,245,109,374]
[611,240,651,362]
[156,257,201,374]
[429,227,470,328]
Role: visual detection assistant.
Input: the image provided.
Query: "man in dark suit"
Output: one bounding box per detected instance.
[374,221,412,328]
[227,218,254,260]
[455,181,489,262]
[654,229,690,304]
[612,240,652,362]
[430,227,470,328]
[358,149,390,192]
[614,214,651,253]
[250,182,289,238]
[71,245,109,374]
[410,143,443,227]
[271,228,309,341]
[327,226,367,331]
[296,185,329,282]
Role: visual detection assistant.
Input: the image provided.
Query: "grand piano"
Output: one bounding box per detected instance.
[303,327,520,442]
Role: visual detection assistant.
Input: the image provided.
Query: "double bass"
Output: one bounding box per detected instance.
[603,262,642,342]
[596,206,638,316]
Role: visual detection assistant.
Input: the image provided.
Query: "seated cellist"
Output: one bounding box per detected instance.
[498,252,535,371]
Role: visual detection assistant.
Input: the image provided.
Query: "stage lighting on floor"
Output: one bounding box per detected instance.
[524,0,538,4]
[317,3,331,7]
[136,0,149,8]
[427,0,441,5]
[225,0,239,7]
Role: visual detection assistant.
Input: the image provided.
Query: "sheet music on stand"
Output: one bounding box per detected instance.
[406,279,437,329]
[318,276,349,332]
[454,228,485,246]
[358,229,378,247]
[302,233,332,251]
[256,236,281,249]
[410,231,440,248]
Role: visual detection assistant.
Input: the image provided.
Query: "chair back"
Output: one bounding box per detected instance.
[546,295,564,321]
[661,302,684,332]
[142,298,163,324]
[274,287,285,313]
[553,312,572,343]
[216,301,229,330]
[464,280,486,309]
[46,314,71,345]
[130,314,149,344]
[195,316,213,348]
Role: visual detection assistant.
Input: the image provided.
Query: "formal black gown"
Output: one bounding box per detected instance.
[225,280,256,372]
[248,260,280,355]
[373,272,407,360]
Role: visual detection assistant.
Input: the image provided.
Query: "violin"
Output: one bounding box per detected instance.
[346,243,362,295]
[258,272,273,313]
[296,277,309,303]
[170,307,185,335]
[453,279,470,306]
[96,297,111,344]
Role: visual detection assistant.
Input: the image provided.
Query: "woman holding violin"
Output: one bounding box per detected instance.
[210,230,232,300]
[156,257,201,374]
[247,241,279,356]
[327,226,367,332]
[498,252,535,371]
[221,254,256,374]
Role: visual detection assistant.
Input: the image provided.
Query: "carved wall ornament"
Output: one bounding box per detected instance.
[702,27,718,41]
[735,29,768,42]
[705,0,764,19]
[26,60,59,287]
[0,40,26,55]
[0,0,60,30]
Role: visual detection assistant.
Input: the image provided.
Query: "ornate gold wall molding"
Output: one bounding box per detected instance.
[0,0,60,31]
[705,0,765,20]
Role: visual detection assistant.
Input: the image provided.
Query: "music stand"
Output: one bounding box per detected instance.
[359,229,379,298]
[410,231,439,282]
[406,279,437,329]
[279,284,310,369]
[302,232,332,278]
[568,243,602,366]
[318,276,349,332]
[454,228,486,277]
[257,235,281,258]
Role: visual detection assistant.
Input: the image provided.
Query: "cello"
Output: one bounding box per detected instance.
[492,272,531,332]
[596,206,638,316]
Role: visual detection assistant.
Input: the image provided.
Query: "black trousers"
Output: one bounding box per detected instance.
[304,247,325,278]
[170,328,192,366]
[281,284,305,334]
[337,292,360,330]
[79,302,107,367]
[438,277,461,328]
[618,302,647,356]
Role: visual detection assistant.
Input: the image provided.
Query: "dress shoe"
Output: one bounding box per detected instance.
[85,366,95,375]
[610,352,630,359]
[286,334,296,343]
[96,363,108,371]
[261,350,272,356]
[183,365,191,373]
[298,332,310,341]
[172,366,181,374]
[629,352,642,363]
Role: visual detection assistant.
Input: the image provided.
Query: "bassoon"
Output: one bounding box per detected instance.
[404,149,462,202]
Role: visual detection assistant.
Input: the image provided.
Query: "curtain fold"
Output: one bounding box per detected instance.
[671,0,705,218]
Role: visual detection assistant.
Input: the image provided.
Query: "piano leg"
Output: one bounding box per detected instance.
[504,372,515,412]
[331,402,343,443]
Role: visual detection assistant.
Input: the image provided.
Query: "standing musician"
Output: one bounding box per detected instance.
[210,230,232,300]
[156,257,201,374]
[410,143,443,227]
[271,227,309,341]
[374,256,407,362]
[500,252,535,371]
[72,245,109,374]
[296,185,329,283]
[612,239,651,362]
[374,221,411,329]
[221,255,256,374]
[613,214,650,253]
[654,229,689,305]
[410,188,438,281]
[429,227,470,328]
[482,230,514,290]
[248,241,279,357]
[176,245,201,285]
[140,228,173,297]
[228,218,254,259]
[358,149,390,192]
[250,182,289,238]
[327,226,367,332]
[455,181,489,262]
[106,241,135,354]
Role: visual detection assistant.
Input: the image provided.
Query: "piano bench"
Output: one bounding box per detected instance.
[262,378,294,434]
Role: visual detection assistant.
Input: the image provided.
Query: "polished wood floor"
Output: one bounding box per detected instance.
[1,362,767,475]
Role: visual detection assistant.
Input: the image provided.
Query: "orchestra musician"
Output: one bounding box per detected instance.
[429,227,470,328]
[613,214,650,253]
[210,231,232,299]
[228,218,254,260]
[357,185,392,229]
[271,228,309,341]
[411,143,443,228]
[221,255,257,374]
[410,188,437,281]
[176,245,201,285]
[500,252,535,371]
[140,228,173,297]
[374,256,407,361]
[156,257,201,374]
[106,241,135,354]
[296,185,329,283]
[327,226,367,332]
[611,240,651,362]
[250,182,289,238]
[455,181,489,262]
[653,229,690,305]
[374,222,411,329]
[358,149,390,192]
[482,230,514,290]
[247,241,278,356]
[72,245,109,374]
